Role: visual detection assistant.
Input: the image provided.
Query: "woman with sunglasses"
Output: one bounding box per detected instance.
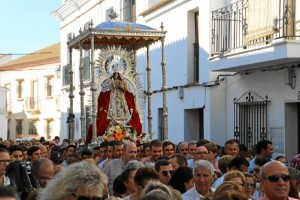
[38,161,108,200]
[243,172,257,200]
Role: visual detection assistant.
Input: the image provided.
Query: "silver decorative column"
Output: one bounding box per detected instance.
[68,47,75,142]
[90,34,97,143]
[161,23,168,140]
[78,30,86,144]
[146,45,152,135]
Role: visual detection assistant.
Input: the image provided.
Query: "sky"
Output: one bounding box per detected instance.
[0,1,61,59]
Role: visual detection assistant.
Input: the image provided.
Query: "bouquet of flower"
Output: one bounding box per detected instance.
[98,124,151,144]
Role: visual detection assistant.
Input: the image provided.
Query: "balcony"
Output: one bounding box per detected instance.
[25,97,40,113]
[210,0,300,72]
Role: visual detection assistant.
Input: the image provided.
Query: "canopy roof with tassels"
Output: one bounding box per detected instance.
[67,21,166,50]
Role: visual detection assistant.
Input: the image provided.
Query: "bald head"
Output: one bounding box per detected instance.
[31,158,54,188]
[260,160,287,178]
[123,141,137,163]
[260,160,290,200]
[124,141,136,150]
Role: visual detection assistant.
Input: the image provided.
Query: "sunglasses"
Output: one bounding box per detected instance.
[72,193,102,200]
[161,170,173,176]
[263,174,291,182]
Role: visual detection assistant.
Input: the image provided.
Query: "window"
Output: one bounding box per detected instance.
[45,77,53,97]
[187,10,199,83]
[83,50,90,81]
[16,120,23,135]
[45,120,53,139]
[120,0,136,22]
[246,0,279,43]
[29,120,38,135]
[16,80,24,100]
[234,91,270,149]
[193,12,199,82]
[4,83,11,112]
[26,80,39,110]
[63,64,71,86]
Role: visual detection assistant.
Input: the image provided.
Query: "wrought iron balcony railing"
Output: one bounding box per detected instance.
[211,0,299,56]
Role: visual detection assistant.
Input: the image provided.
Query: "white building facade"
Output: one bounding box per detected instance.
[0,43,61,141]
[0,87,8,140]
[209,0,300,158]
[53,0,300,158]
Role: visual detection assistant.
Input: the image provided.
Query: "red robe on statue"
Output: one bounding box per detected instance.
[85,90,142,144]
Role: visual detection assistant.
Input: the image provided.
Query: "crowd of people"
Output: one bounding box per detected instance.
[0,136,300,200]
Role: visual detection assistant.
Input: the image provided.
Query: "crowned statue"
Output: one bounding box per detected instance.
[86,46,144,144]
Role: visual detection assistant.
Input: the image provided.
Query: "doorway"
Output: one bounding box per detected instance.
[184,108,203,141]
[285,102,300,159]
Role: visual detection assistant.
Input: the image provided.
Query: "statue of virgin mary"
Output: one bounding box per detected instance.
[85,47,143,144]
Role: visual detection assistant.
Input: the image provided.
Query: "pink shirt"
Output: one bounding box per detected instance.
[259,196,298,200]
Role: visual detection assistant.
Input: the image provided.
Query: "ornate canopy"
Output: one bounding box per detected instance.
[66,21,168,144]
[68,21,166,50]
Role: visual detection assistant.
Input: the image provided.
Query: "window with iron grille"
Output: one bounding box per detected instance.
[16,120,23,135]
[234,91,270,149]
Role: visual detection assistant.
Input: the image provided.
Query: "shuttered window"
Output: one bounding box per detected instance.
[246,0,279,42]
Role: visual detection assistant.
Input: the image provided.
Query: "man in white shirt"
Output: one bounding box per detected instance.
[183,160,215,200]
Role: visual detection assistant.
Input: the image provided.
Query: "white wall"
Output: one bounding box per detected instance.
[0,87,8,140]
[136,0,206,143]
[218,68,300,155]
